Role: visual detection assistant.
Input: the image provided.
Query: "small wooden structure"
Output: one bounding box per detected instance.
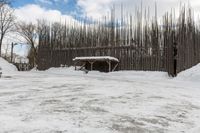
[73,56,119,72]
[14,63,30,71]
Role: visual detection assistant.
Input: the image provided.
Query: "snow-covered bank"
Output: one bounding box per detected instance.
[45,63,200,83]
[176,63,200,82]
[0,57,17,72]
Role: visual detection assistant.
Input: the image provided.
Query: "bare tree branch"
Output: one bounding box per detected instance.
[0,0,15,56]
[16,22,38,67]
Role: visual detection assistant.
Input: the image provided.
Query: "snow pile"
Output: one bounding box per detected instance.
[45,67,169,82]
[0,57,18,72]
[44,62,200,82]
[176,63,200,82]
[45,67,82,74]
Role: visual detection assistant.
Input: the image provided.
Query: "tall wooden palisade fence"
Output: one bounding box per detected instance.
[37,6,200,76]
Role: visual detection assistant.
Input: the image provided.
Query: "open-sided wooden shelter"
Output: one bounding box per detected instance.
[73,56,119,72]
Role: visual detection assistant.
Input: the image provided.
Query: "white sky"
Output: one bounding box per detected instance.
[14,0,200,23]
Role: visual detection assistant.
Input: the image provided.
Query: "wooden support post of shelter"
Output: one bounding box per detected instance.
[89,61,95,71]
[73,56,119,72]
[106,60,111,72]
[112,63,119,72]
[75,62,86,71]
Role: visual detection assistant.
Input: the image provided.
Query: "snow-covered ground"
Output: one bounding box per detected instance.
[0,58,18,73]
[0,58,200,133]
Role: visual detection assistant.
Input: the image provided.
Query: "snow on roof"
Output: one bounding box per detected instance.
[73,56,119,62]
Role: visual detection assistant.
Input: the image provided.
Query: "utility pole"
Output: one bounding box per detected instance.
[11,42,17,63]
[11,42,14,63]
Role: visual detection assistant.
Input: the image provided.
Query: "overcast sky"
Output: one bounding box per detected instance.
[12,0,200,23]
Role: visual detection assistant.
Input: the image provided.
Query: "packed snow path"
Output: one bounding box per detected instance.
[0,68,200,133]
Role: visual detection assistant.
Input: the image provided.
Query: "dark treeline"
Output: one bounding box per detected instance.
[37,5,200,76]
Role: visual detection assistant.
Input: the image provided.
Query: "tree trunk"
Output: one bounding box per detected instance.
[0,43,1,57]
[0,36,3,57]
[28,46,38,68]
[33,47,38,66]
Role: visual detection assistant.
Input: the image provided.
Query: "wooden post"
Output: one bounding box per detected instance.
[80,62,86,70]
[106,60,111,72]
[74,61,77,70]
[11,42,14,63]
[109,61,111,72]
[112,63,119,71]
[89,61,94,71]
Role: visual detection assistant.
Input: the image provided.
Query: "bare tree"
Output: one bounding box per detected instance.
[0,0,9,7]
[0,0,15,56]
[17,22,37,67]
